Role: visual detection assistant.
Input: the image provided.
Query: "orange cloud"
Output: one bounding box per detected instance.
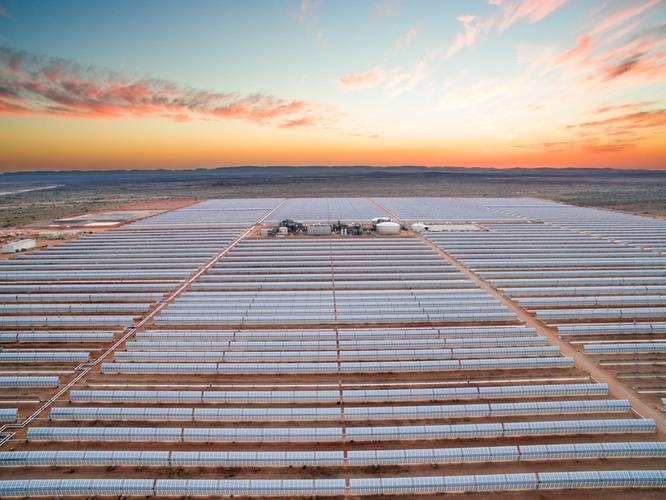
[544,17,665,87]
[447,0,567,57]
[596,49,666,83]
[596,101,657,114]
[573,109,666,131]
[337,67,384,90]
[491,0,569,32]
[589,0,661,37]
[554,35,592,66]
[0,47,334,128]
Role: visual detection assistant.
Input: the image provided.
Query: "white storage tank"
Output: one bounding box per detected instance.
[376,222,401,234]
[1,238,36,253]
[411,222,427,233]
[371,217,392,225]
[307,224,332,236]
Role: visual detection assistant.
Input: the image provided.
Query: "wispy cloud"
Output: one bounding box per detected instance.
[570,108,666,132]
[596,101,657,114]
[490,0,569,32]
[0,47,335,128]
[396,27,418,50]
[447,15,494,57]
[594,26,666,83]
[337,67,384,90]
[297,0,314,23]
[588,0,661,37]
[446,0,568,57]
[537,0,665,86]
[385,60,427,97]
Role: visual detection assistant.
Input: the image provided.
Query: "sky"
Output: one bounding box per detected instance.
[0,0,664,171]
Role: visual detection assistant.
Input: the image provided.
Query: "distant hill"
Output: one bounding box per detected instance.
[1,166,664,186]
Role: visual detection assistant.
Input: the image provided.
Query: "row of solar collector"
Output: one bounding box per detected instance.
[101,357,568,374]
[13,254,218,262]
[454,251,656,259]
[212,265,454,273]
[491,277,666,286]
[50,225,244,234]
[427,242,651,250]
[191,279,478,289]
[0,283,177,292]
[25,419,656,442]
[33,244,235,252]
[426,234,633,240]
[0,270,193,280]
[50,399,629,421]
[26,247,232,256]
[218,260,449,268]
[0,262,209,270]
[176,289,489,298]
[160,305,512,316]
[0,303,150,313]
[479,269,666,278]
[3,443,664,468]
[0,376,59,388]
[536,308,666,321]
[428,235,641,243]
[557,322,666,336]
[173,295,498,305]
[518,296,666,307]
[0,352,89,362]
[45,234,240,244]
[0,316,133,327]
[229,249,438,256]
[168,297,500,307]
[584,343,666,354]
[0,332,114,342]
[57,238,240,246]
[154,313,518,325]
[19,251,224,259]
[0,293,164,302]
[204,271,464,280]
[238,244,427,250]
[125,337,548,350]
[0,408,17,422]
[113,346,560,362]
[503,285,666,296]
[137,326,538,340]
[163,302,503,311]
[39,234,236,241]
[70,383,607,403]
[0,325,541,340]
[465,257,666,267]
[133,335,548,348]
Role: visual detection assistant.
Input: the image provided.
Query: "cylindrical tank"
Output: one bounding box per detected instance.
[411,222,427,233]
[376,221,401,234]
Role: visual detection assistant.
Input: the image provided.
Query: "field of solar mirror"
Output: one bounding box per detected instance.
[1,197,666,498]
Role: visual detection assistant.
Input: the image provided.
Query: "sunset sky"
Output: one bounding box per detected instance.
[0,0,664,171]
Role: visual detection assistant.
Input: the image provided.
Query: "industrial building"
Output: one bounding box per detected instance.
[1,239,35,254]
[0,197,665,497]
